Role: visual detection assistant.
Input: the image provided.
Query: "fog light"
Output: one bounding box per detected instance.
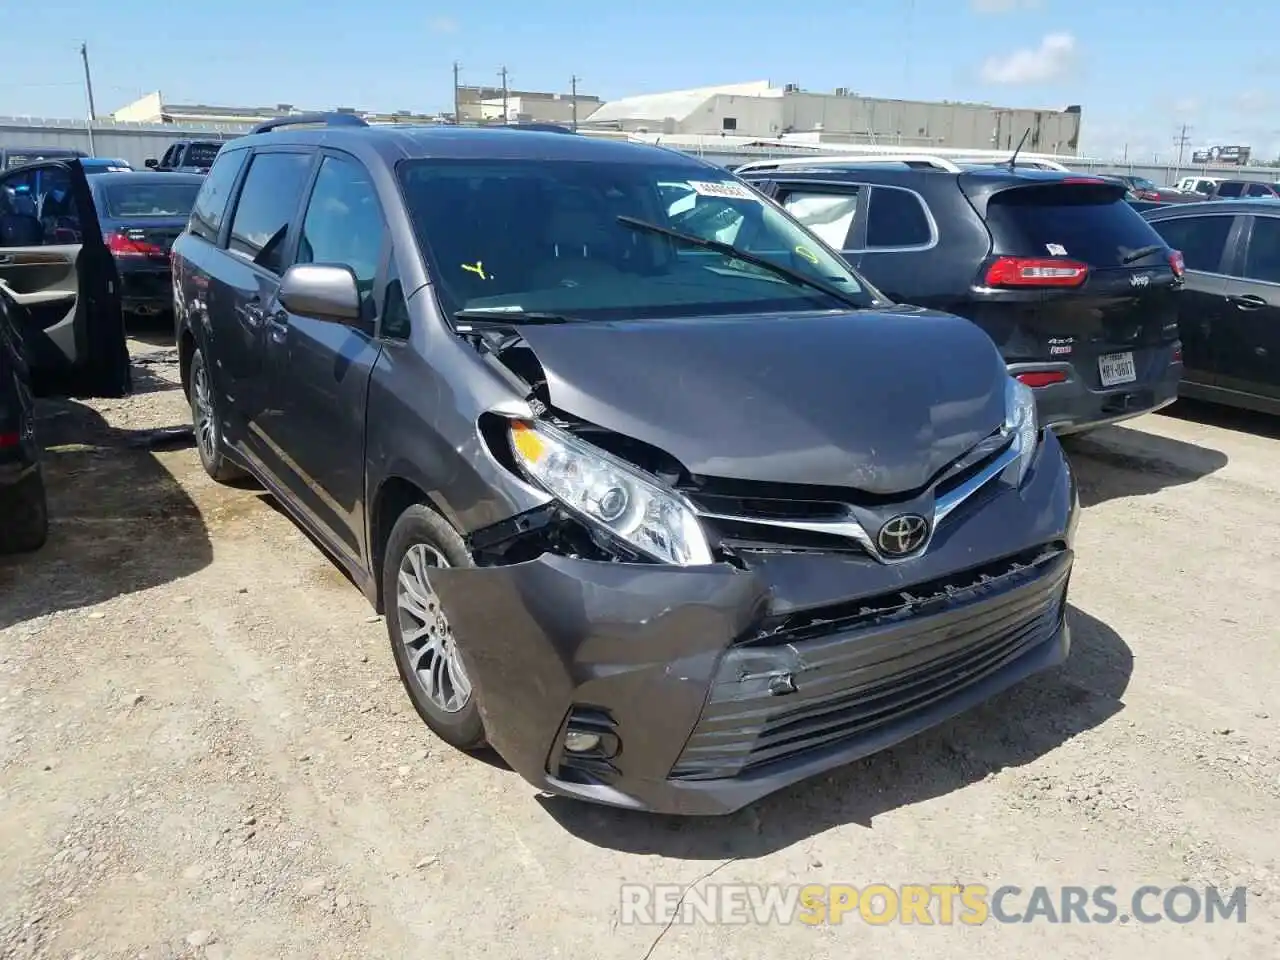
[564,731,602,753]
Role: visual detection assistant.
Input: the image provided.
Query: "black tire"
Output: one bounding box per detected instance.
[382,503,487,751]
[0,467,48,554]
[188,347,245,484]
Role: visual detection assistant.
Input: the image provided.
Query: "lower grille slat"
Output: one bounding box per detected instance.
[670,546,1070,781]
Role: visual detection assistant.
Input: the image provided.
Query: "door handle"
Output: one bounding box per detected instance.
[0,255,13,265]
[1227,293,1267,310]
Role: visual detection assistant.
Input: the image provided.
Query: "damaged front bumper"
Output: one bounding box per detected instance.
[430,435,1079,816]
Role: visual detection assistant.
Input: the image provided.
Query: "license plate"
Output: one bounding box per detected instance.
[1098,351,1136,387]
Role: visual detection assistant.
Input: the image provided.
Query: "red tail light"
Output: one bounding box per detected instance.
[0,431,20,448]
[1016,371,1068,389]
[984,256,1089,288]
[105,231,167,259]
[1168,249,1185,278]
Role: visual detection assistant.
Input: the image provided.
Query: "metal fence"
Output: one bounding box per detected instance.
[2,115,1277,186]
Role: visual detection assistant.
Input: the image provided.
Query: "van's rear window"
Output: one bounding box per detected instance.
[985,184,1167,267]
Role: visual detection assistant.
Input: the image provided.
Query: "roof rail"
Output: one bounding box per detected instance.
[500,122,577,134]
[949,155,1072,172]
[734,153,963,174]
[249,112,370,135]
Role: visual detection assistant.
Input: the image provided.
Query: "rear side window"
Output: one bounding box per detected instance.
[1148,215,1233,273]
[866,187,931,248]
[227,152,313,274]
[779,189,858,250]
[1242,216,1280,284]
[189,148,248,243]
[1246,182,1275,198]
[984,184,1167,267]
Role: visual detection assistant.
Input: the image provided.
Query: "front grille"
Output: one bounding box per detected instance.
[683,430,1012,557]
[669,546,1069,781]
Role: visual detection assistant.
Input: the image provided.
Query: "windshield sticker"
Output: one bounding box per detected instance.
[689,180,758,201]
[461,261,489,280]
[1045,243,1068,256]
[793,245,820,265]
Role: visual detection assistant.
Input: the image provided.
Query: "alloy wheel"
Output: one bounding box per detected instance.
[395,543,472,714]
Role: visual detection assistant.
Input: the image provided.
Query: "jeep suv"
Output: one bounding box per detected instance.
[737,156,1186,435]
[145,139,227,174]
[171,115,1078,815]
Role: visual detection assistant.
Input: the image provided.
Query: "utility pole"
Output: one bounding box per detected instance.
[499,66,509,124]
[1173,123,1192,183]
[79,42,97,155]
[570,75,579,131]
[452,61,461,123]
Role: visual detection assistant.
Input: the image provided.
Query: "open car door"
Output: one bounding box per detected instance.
[0,158,129,397]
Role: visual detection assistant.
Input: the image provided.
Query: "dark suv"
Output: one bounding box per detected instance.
[145,139,226,174]
[171,116,1078,815]
[737,157,1185,435]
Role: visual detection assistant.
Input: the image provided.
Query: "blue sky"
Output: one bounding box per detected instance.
[2,0,1277,161]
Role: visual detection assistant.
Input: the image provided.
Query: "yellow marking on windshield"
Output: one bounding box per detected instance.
[794,245,819,265]
[461,260,488,279]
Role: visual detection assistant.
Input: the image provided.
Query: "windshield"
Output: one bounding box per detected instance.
[185,143,223,166]
[397,158,877,320]
[103,181,202,218]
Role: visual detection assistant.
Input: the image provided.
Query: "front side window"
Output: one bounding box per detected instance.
[295,155,385,312]
[397,158,874,321]
[189,148,248,243]
[1242,216,1280,284]
[227,151,312,274]
[1216,182,1245,198]
[778,189,859,251]
[1149,215,1233,273]
[1246,182,1275,198]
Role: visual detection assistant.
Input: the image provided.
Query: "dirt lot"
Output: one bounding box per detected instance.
[2,336,1278,959]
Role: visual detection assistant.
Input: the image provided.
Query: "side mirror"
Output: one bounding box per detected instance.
[144,158,158,169]
[278,263,362,323]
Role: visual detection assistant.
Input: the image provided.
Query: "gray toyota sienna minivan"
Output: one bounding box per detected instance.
[171,114,1079,815]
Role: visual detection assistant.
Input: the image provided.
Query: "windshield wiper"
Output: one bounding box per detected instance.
[615,215,866,310]
[1121,244,1165,264]
[455,309,581,326]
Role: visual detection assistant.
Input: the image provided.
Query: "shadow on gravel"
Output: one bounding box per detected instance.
[1062,423,1228,508]
[0,396,209,630]
[540,604,1131,859]
[1160,397,1280,442]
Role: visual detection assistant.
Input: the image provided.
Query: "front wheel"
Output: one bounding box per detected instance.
[382,504,487,750]
[188,347,245,484]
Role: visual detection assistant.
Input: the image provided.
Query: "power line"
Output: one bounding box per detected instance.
[499,66,509,124]
[1172,123,1192,182]
[570,75,579,131]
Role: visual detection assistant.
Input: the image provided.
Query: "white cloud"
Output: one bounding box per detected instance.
[980,33,1076,84]
[428,16,458,34]
[971,0,1043,11]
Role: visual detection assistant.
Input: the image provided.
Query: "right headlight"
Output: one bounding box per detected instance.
[508,419,714,566]
[1005,375,1039,486]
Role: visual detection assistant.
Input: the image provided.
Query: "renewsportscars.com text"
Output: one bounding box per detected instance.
[619,883,1248,926]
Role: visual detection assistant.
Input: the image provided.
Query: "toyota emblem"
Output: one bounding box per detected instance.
[877,514,929,557]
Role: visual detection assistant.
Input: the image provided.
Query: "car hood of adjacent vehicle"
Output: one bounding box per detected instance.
[510,307,1009,495]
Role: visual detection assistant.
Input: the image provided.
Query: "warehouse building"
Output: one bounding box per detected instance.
[454,85,602,125]
[582,81,1082,155]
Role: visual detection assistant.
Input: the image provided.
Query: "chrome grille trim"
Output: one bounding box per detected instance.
[695,441,1021,564]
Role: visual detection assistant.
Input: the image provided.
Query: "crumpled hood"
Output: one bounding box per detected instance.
[514,308,1008,495]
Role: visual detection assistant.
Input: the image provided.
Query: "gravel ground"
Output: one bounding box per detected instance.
[1,335,1277,959]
